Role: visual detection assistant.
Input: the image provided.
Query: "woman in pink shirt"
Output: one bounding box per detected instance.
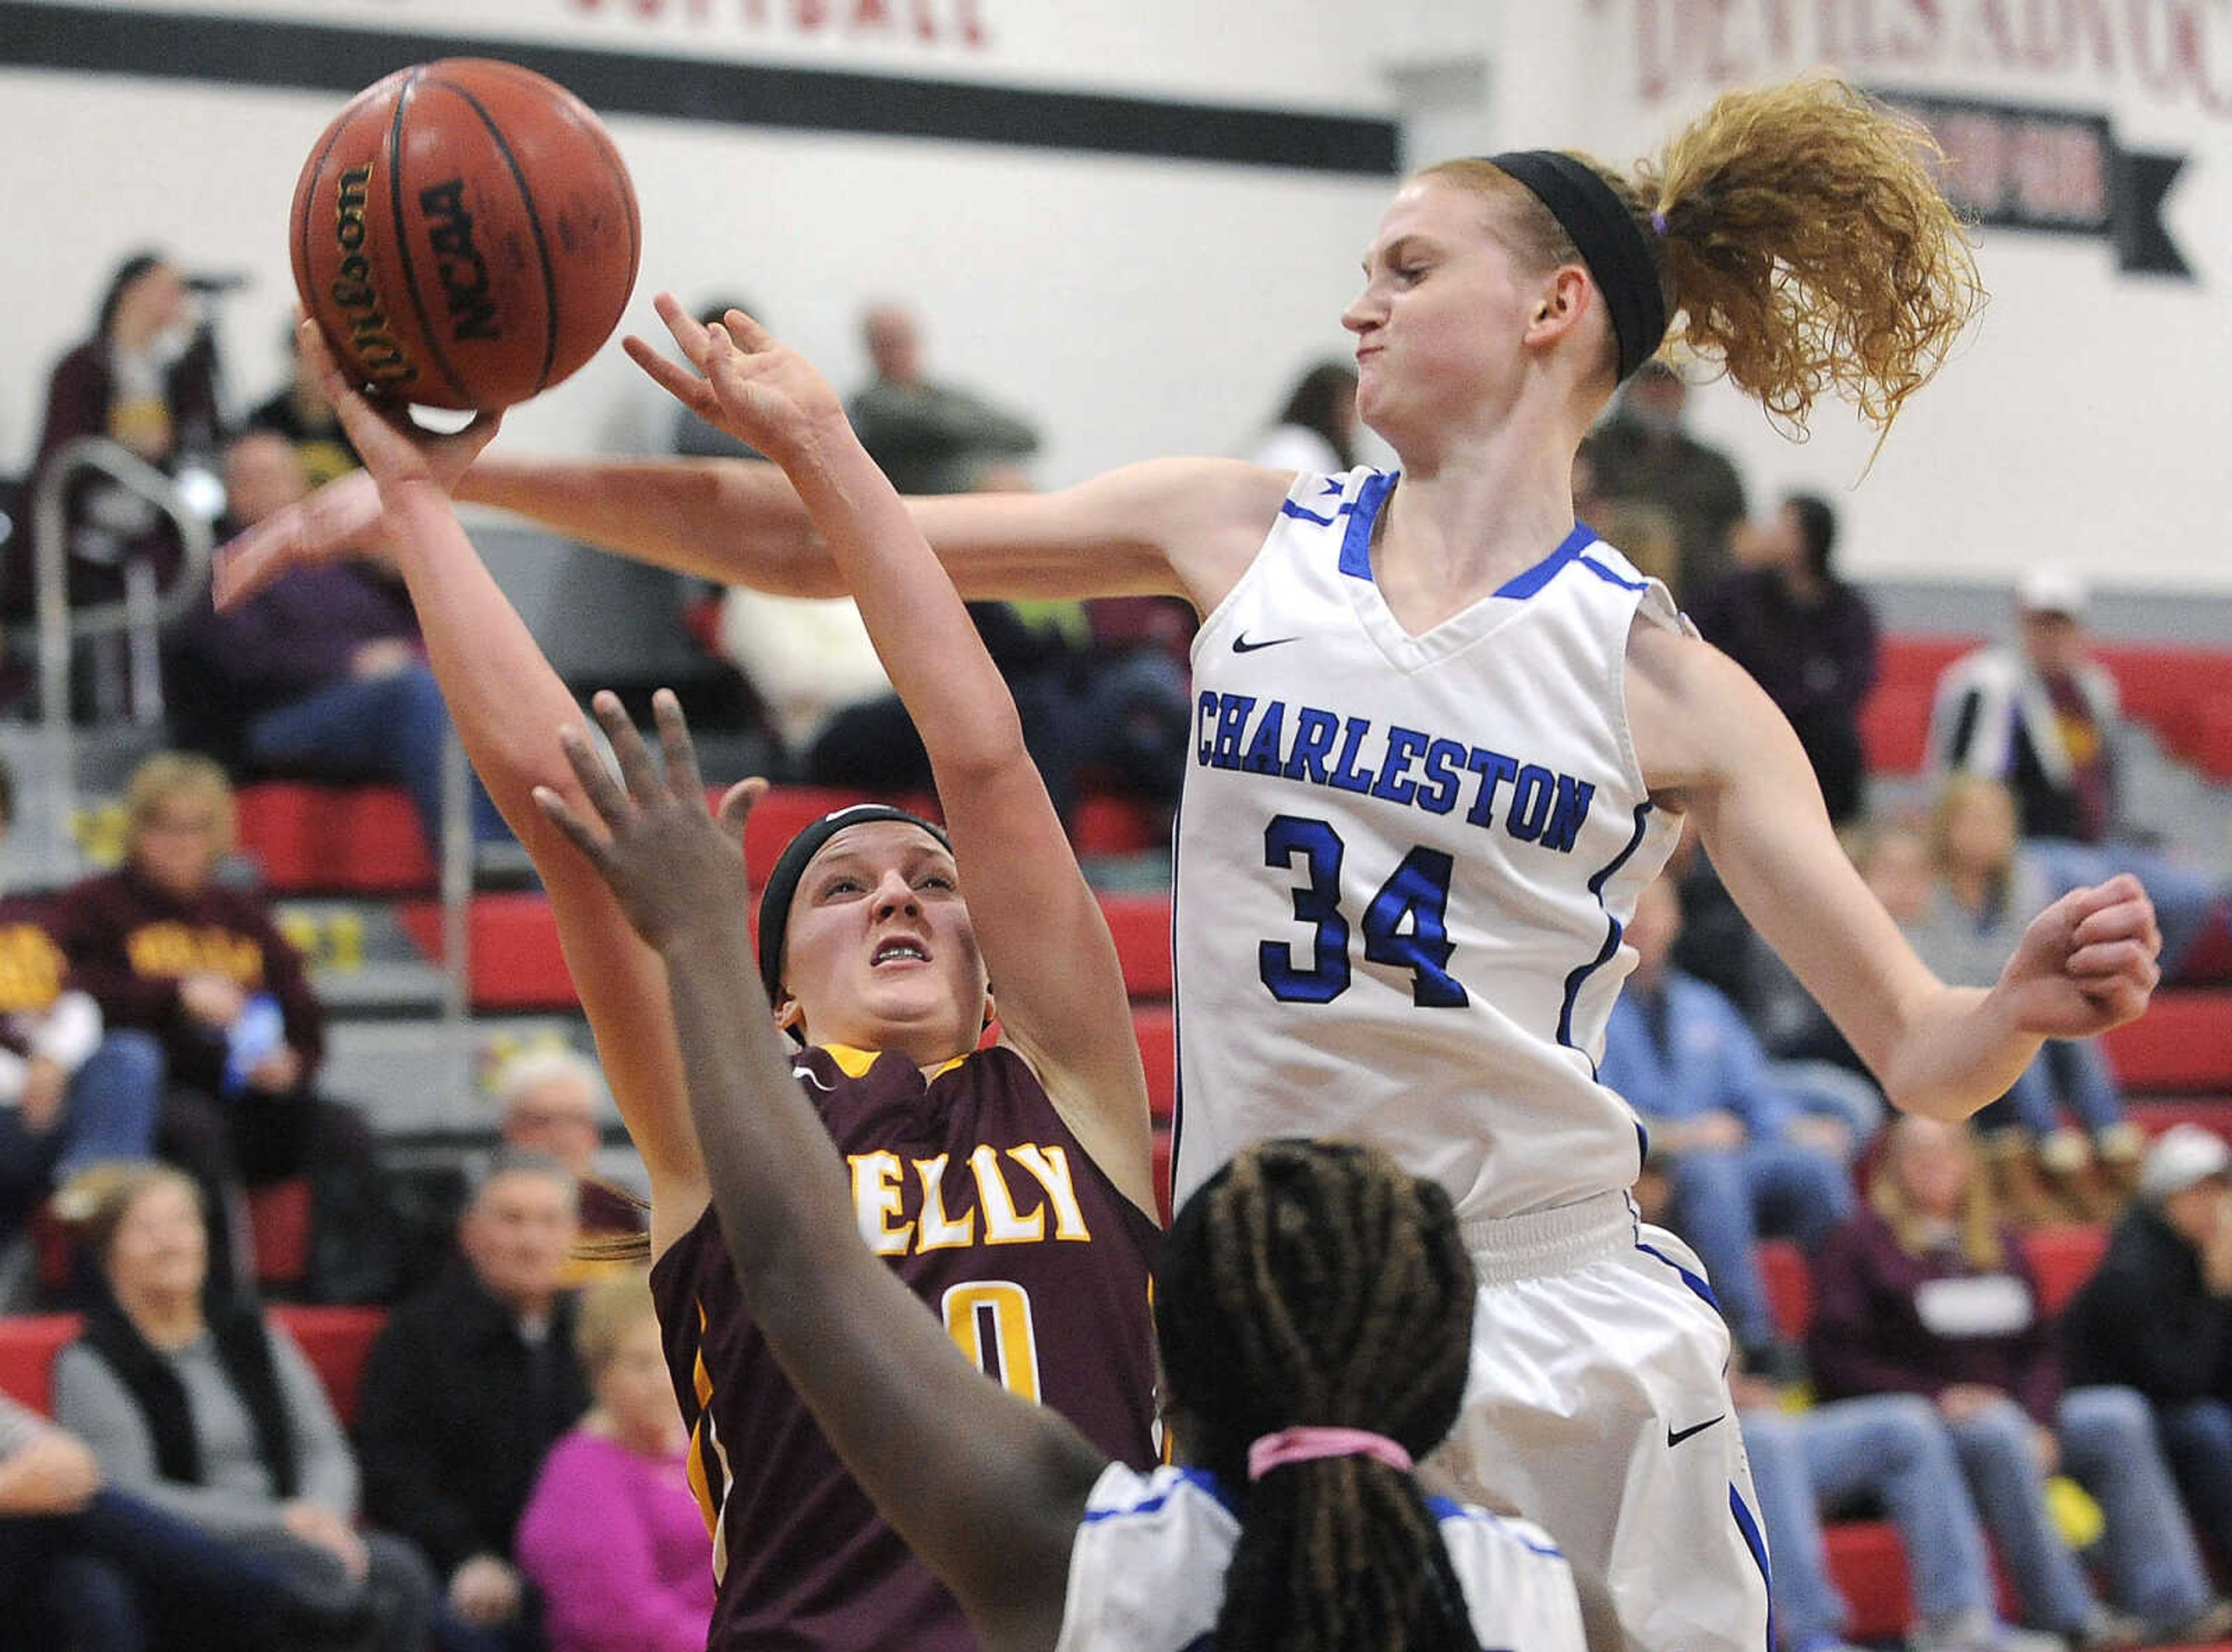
[516,1275,712,1652]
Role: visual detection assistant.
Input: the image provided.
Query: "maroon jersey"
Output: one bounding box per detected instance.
[649,1042,1161,1651]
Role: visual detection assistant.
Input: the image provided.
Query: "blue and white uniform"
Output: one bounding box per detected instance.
[1060,1463,1588,1652]
[1173,467,1770,1652]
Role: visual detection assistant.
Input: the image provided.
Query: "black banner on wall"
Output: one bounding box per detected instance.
[1880,90,2192,281]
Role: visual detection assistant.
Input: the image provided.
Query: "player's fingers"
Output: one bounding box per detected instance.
[623,335,715,410]
[2065,938,2160,986]
[716,776,769,841]
[589,691,663,803]
[531,785,613,873]
[722,309,777,353]
[557,722,631,828]
[652,291,711,356]
[2069,893,2161,956]
[650,689,707,806]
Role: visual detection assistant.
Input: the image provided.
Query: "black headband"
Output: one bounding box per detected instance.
[1487,151,1668,383]
[756,804,953,1021]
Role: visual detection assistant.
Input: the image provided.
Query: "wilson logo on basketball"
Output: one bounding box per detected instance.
[417,179,502,344]
[328,163,419,389]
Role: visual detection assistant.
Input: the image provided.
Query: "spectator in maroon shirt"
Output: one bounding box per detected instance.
[49,753,392,1300]
[1810,1115,2229,1650]
[1690,493,1879,824]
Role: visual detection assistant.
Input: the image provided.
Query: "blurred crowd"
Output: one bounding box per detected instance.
[0,248,2225,1651]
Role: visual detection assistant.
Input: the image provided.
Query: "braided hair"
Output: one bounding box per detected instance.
[1156,1139,1483,1652]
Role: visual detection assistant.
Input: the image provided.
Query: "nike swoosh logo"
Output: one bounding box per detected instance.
[1232,633,1299,653]
[1666,1414,1726,1448]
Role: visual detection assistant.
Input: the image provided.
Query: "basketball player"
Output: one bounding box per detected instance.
[287,318,1162,1652]
[227,76,2163,1651]
[538,686,1609,1652]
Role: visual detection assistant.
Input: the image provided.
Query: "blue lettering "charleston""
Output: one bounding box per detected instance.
[1194,691,1598,854]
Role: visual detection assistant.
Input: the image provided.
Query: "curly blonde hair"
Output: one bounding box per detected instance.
[1425,73,1985,443]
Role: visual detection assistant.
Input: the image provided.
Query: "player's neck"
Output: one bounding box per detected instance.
[1371,446,1578,632]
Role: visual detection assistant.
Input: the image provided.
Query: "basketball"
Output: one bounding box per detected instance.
[289,59,640,412]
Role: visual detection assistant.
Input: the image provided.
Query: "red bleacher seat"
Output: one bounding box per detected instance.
[2102,991,2232,1092]
[0,1304,385,1426]
[1822,1520,1917,1643]
[235,782,433,895]
[1134,1004,1175,1124]
[2024,1223,2108,1318]
[1858,682,1936,776]
[2181,906,2232,986]
[2126,1100,2232,1142]
[1071,795,1164,858]
[1758,1239,1814,1343]
[1151,1129,1174,1225]
[1100,893,1172,1000]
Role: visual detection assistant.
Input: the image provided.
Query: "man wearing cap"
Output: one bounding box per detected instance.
[1928,573,2223,975]
[2062,1124,2232,1565]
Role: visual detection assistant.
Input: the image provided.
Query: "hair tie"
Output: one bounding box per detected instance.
[1247,1426,1414,1481]
[1650,210,1669,238]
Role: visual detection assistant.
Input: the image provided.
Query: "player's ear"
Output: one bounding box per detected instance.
[980,984,997,1037]
[773,991,805,1038]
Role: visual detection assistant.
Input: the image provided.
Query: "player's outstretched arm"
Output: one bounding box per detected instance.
[220,304,1289,619]
[294,321,710,1253]
[540,694,1103,1652]
[1629,624,2160,1120]
[650,300,1158,1215]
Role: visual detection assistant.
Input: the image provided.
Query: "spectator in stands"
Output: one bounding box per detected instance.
[514,1274,711,1652]
[2061,1125,2232,1571]
[167,430,501,853]
[1810,1114,2232,1651]
[242,321,358,490]
[846,302,1039,497]
[1736,1364,2062,1652]
[18,251,223,617]
[0,1382,389,1650]
[50,752,395,1302]
[49,1161,434,1652]
[0,756,164,1270]
[1690,492,1879,824]
[1927,570,2224,977]
[1905,778,2141,1222]
[358,1150,589,1652]
[486,1042,648,1276]
[1579,356,1747,598]
[1247,360,1358,474]
[1599,876,1856,1376]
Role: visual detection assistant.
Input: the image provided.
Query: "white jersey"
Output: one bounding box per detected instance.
[1174,467,1687,1222]
[1060,1462,1589,1652]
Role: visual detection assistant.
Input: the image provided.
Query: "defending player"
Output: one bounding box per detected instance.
[537,686,1613,1652]
[228,76,2163,1651]
[288,317,1161,1651]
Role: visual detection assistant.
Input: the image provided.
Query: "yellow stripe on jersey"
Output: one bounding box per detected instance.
[820,1042,968,1081]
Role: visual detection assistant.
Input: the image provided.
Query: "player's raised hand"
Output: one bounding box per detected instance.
[535,688,765,954]
[625,293,850,470]
[1992,873,2161,1036]
[212,319,500,610]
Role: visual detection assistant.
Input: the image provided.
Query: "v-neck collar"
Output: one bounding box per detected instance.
[1336,471,1598,671]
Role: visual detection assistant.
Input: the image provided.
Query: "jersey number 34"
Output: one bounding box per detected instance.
[1258,814,1468,1007]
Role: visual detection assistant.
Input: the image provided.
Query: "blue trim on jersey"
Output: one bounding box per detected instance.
[1730,1481,1777,1652]
[1081,1467,1237,1524]
[1493,521,1597,600]
[1579,554,1648,592]
[1336,470,1396,580]
[1167,820,1187,1206]
[1425,1496,1565,1557]
[1555,800,1654,1068]
[1280,496,1343,528]
[1638,1240,1721,1310]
